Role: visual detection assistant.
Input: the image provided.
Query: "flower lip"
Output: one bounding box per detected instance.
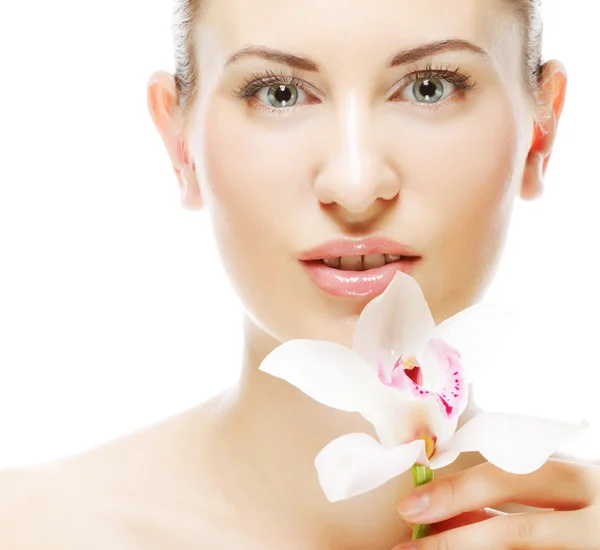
[298,236,420,262]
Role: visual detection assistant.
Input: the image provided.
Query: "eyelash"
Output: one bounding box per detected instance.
[230,64,478,114]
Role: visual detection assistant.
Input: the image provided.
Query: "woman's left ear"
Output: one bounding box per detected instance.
[520,60,568,201]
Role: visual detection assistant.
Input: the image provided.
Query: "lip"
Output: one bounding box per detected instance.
[299,237,422,298]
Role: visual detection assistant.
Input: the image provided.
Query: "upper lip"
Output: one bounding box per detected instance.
[299,236,419,261]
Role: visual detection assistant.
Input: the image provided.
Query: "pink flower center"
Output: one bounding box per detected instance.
[377,339,465,420]
[404,366,422,386]
[401,356,423,386]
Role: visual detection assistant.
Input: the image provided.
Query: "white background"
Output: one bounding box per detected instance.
[0,1,598,468]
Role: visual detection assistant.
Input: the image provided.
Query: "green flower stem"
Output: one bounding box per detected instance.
[411,464,434,540]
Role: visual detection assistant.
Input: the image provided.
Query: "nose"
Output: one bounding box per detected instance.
[313,95,401,217]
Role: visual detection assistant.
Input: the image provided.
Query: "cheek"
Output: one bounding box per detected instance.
[404,98,519,216]
[398,97,522,314]
[201,103,287,269]
[198,99,332,341]
[432,106,517,237]
[201,103,296,246]
[200,100,320,227]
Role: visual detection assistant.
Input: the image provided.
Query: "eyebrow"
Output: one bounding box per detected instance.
[225,39,489,72]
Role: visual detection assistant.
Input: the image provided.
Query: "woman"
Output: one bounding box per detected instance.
[1,0,598,548]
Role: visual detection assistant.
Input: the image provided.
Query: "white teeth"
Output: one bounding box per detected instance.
[323,257,341,268]
[340,256,363,271]
[363,254,386,270]
[384,254,402,263]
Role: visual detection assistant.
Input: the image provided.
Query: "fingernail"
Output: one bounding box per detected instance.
[393,545,417,550]
[397,493,430,517]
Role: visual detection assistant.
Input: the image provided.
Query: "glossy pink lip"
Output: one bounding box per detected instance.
[299,237,422,298]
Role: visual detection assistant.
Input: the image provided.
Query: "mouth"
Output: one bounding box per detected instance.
[299,237,421,298]
[305,253,415,271]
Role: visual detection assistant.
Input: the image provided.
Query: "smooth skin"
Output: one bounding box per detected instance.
[2,0,598,549]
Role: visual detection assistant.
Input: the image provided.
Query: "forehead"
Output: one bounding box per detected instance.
[199,0,516,67]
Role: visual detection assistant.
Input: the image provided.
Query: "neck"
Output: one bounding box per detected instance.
[215,314,414,548]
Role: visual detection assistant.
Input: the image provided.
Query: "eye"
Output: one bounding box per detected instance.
[257,83,303,109]
[231,70,316,113]
[407,77,453,103]
[390,66,477,107]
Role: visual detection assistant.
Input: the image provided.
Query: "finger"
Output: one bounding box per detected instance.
[397,459,597,524]
[394,508,599,550]
[429,508,504,534]
[405,509,495,532]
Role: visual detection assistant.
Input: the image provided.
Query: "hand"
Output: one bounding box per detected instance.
[393,459,600,550]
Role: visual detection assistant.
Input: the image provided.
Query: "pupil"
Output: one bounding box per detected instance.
[274,85,293,104]
[420,80,437,99]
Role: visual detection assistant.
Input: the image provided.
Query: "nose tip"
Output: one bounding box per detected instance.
[315,156,401,215]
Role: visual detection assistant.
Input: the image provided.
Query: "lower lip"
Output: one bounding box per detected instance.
[301,258,421,298]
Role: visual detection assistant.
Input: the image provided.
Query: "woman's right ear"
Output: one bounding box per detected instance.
[147,70,203,211]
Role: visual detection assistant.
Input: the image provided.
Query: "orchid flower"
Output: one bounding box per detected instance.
[259,272,585,504]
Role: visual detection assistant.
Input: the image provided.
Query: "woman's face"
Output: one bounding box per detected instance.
[184,0,537,346]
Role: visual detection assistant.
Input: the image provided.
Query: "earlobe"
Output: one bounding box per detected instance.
[178,163,203,210]
[520,151,545,201]
[147,71,203,210]
[519,60,568,202]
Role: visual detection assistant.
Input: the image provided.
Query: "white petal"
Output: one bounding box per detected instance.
[353,272,435,381]
[431,303,515,384]
[429,412,587,473]
[367,387,434,447]
[424,395,461,446]
[259,339,383,416]
[459,383,484,426]
[315,433,428,502]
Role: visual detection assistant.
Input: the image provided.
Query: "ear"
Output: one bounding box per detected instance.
[520,60,568,201]
[147,70,203,210]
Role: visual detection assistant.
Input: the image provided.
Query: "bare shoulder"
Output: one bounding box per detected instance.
[0,392,238,549]
[0,467,128,549]
[0,468,65,547]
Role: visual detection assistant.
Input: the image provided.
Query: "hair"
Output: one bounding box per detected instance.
[172,0,544,123]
